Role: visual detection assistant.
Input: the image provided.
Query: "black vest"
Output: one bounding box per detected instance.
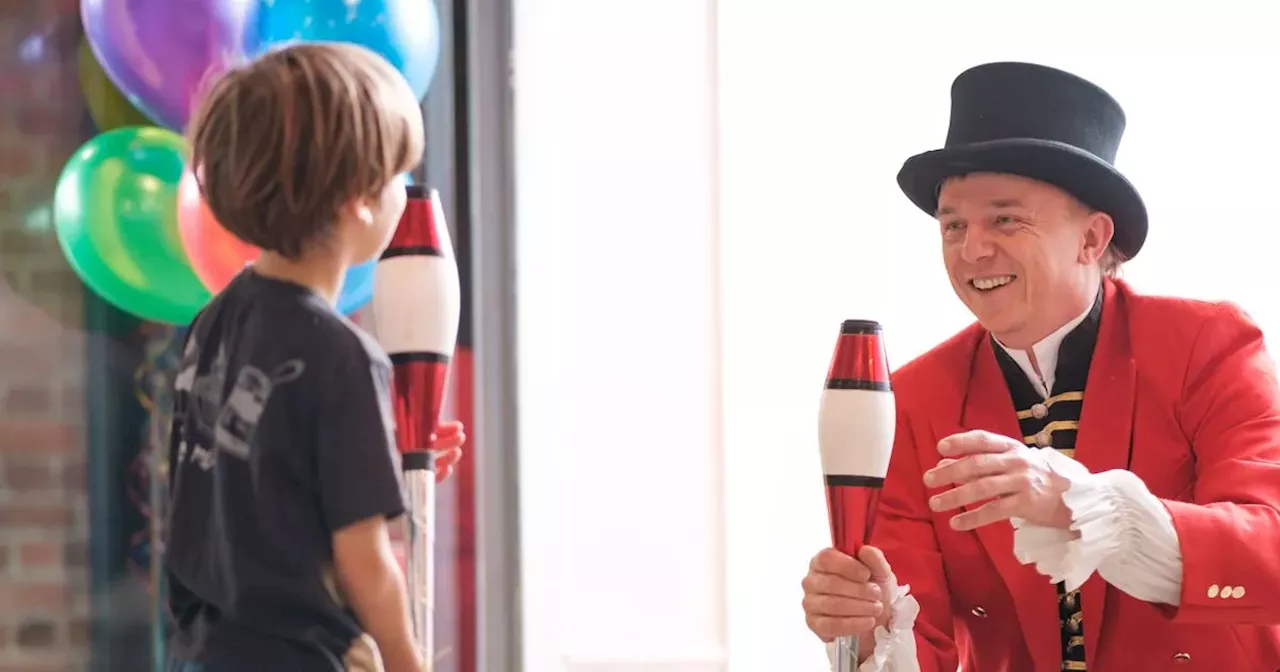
[992,290,1102,672]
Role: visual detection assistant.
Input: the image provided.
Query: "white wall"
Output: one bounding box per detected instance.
[516,1,1280,671]
[512,1,725,671]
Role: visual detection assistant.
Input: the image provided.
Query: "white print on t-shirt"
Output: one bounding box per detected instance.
[174,335,305,468]
[176,337,230,430]
[213,360,305,459]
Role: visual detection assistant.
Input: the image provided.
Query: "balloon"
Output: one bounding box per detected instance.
[176,169,258,292]
[54,127,212,324]
[247,0,442,101]
[78,39,152,132]
[81,0,254,131]
[338,260,375,314]
[176,170,374,315]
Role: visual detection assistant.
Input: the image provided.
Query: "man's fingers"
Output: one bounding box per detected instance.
[937,430,1017,457]
[810,548,872,583]
[805,614,880,642]
[802,593,884,619]
[924,452,1018,487]
[856,545,893,583]
[801,572,883,602]
[928,472,1024,512]
[805,547,890,642]
[948,492,1027,531]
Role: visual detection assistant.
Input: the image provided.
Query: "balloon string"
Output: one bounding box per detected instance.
[126,324,184,583]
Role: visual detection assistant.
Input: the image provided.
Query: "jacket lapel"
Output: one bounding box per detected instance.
[950,335,1062,672]
[1073,279,1135,657]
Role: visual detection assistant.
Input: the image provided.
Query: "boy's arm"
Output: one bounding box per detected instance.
[332,517,418,672]
[317,351,422,672]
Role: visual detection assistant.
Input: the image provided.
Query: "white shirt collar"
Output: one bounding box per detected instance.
[993,303,1094,399]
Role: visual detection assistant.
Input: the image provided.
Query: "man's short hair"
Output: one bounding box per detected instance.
[1101,244,1127,278]
[188,42,425,259]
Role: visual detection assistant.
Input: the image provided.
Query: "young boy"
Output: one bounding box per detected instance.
[164,43,464,672]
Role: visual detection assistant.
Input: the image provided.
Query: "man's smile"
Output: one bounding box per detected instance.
[969,274,1017,292]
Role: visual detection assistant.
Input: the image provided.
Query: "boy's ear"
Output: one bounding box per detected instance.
[338,197,376,226]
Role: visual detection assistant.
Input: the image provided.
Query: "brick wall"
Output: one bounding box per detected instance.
[1,1,95,670]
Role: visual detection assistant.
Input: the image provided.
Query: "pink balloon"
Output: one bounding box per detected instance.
[176,170,257,293]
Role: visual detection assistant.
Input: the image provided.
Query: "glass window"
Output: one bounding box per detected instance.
[0,2,485,670]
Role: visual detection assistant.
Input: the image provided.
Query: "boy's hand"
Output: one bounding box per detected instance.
[343,633,386,672]
[432,421,466,482]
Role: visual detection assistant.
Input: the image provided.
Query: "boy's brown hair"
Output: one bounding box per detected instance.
[188,42,424,259]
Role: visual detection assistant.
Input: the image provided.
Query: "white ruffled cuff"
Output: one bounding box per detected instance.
[857,578,920,671]
[1011,448,1124,592]
[825,574,921,671]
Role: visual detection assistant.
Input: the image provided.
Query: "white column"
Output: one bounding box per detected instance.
[512,1,726,671]
[715,4,971,671]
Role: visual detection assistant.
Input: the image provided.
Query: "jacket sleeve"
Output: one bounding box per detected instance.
[1164,301,1280,623]
[867,406,961,671]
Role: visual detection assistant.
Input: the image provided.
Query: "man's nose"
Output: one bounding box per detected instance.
[959,227,996,264]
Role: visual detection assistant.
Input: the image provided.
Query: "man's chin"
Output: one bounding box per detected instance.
[971,309,1025,342]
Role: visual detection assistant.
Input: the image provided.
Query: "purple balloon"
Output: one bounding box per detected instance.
[81,0,255,131]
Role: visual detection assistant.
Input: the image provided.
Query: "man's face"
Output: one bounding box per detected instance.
[937,173,1113,348]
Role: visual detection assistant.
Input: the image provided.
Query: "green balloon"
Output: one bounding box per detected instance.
[54,126,211,324]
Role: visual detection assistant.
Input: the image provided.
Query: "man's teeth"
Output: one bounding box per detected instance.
[972,275,1015,291]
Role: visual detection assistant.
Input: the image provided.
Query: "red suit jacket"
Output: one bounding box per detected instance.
[872,279,1280,671]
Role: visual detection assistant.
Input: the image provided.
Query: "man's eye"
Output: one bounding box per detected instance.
[943,220,964,231]
[994,215,1020,225]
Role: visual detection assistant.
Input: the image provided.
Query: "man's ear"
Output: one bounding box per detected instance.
[1080,211,1115,264]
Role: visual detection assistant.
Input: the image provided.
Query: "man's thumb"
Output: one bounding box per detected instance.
[857,545,893,583]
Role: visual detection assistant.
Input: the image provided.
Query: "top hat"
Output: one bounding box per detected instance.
[896,62,1148,260]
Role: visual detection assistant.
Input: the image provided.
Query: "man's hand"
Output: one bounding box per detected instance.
[431,421,466,482]
[924,430,1073,531]
[801,546,894,645]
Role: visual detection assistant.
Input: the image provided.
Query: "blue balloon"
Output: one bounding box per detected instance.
[247,0,442,101]
[338,259,375,315]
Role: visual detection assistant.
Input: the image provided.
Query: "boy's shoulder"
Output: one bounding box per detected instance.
[266,298,391,379]
[196,271,390,378]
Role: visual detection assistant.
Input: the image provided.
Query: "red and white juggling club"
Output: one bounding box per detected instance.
[817,319,895,671]
[373,184,461,667]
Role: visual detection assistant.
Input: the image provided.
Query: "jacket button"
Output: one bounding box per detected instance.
[1232,585,1245,599]
[1207,584,1219,598]
[971,606,987,618]
[1173,652,1191,663]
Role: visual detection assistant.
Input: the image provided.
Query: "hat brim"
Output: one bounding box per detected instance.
[896,138,1148,259]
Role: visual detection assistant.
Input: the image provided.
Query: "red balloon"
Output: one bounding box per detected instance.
[177,170,257,293]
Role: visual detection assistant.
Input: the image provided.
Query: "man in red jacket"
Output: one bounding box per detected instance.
[800,61,1280,671]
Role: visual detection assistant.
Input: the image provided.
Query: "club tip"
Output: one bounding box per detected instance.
[840,319,882,335]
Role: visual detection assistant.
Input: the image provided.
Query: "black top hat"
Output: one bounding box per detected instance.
[896,62,1148,260]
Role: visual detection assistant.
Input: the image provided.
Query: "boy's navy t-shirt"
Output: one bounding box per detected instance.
[164,269,406,669]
